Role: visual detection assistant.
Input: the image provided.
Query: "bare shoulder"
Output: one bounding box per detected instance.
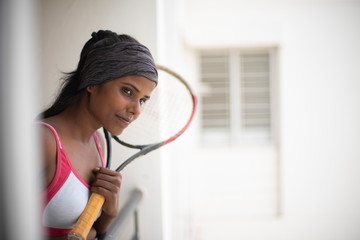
[39,124,57,159]
[39,123,57,188]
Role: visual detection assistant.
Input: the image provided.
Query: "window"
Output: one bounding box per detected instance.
[190,48,281,224]
[200,49,277,145]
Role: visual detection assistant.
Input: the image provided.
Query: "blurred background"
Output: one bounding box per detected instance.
[1,0,360,239]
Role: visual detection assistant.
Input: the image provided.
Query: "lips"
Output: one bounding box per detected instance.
[115,114,132,126]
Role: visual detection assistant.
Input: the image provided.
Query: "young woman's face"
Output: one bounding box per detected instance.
[87,75,157,135]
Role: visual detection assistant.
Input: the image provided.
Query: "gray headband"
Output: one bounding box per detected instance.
[78,41,158,90]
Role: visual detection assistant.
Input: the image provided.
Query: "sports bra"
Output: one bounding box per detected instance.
[39,122,105,237]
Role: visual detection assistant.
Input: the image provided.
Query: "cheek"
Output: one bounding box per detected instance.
[88,93,111,119]
[94,90,116,108]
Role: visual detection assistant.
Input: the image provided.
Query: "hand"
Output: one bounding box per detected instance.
[91,167,122,218]
[87,227,97,240]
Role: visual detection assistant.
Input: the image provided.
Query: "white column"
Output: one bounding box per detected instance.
[0,0,42,239]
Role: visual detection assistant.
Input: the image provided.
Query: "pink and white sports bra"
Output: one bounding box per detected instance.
[39,123,105,237]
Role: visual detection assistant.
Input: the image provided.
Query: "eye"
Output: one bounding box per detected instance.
[122,87,132,96]
[139,98,148,106]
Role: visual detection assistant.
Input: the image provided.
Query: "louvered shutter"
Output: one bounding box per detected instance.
[200,53,230,130]
[240,53,271,131]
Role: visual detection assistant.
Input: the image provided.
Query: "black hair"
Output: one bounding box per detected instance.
[39,30,140,119]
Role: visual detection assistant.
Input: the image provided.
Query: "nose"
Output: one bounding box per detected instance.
[128,100,141,117]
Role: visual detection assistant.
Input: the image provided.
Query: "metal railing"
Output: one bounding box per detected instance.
[102,189,143,240]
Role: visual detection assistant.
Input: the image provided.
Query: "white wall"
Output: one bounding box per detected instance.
[40,0,163,239]
[175,0,360,239]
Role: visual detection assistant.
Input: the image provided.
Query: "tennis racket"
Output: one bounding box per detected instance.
[68,65,197,240]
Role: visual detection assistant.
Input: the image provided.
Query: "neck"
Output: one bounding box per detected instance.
[50,93,101,144]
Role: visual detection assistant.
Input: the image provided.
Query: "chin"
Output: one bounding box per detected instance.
[109,128,125,136]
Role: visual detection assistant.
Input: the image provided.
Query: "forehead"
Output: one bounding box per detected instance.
[111,75,156,93]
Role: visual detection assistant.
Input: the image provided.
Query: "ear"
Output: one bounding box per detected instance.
[86,85,96,93]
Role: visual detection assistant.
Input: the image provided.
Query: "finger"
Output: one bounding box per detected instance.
[95,170,122,181]
[94,171,122,187]
[91,178,121,194]
[93,173,122,188]
[91,185,119,200]
[87,227,97,240]
[93,167,121,176]
[93,168,122,186]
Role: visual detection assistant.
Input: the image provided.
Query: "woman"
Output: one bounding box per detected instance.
[39,30,158,239]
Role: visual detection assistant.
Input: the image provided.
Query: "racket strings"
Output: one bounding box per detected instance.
[116,70,194,146]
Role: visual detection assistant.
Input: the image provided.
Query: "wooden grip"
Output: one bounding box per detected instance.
[68,193,105,240]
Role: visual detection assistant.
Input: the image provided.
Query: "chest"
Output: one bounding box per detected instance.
[63,138,103,185]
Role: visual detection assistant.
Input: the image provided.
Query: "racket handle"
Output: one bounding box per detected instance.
[68,193,105,240]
